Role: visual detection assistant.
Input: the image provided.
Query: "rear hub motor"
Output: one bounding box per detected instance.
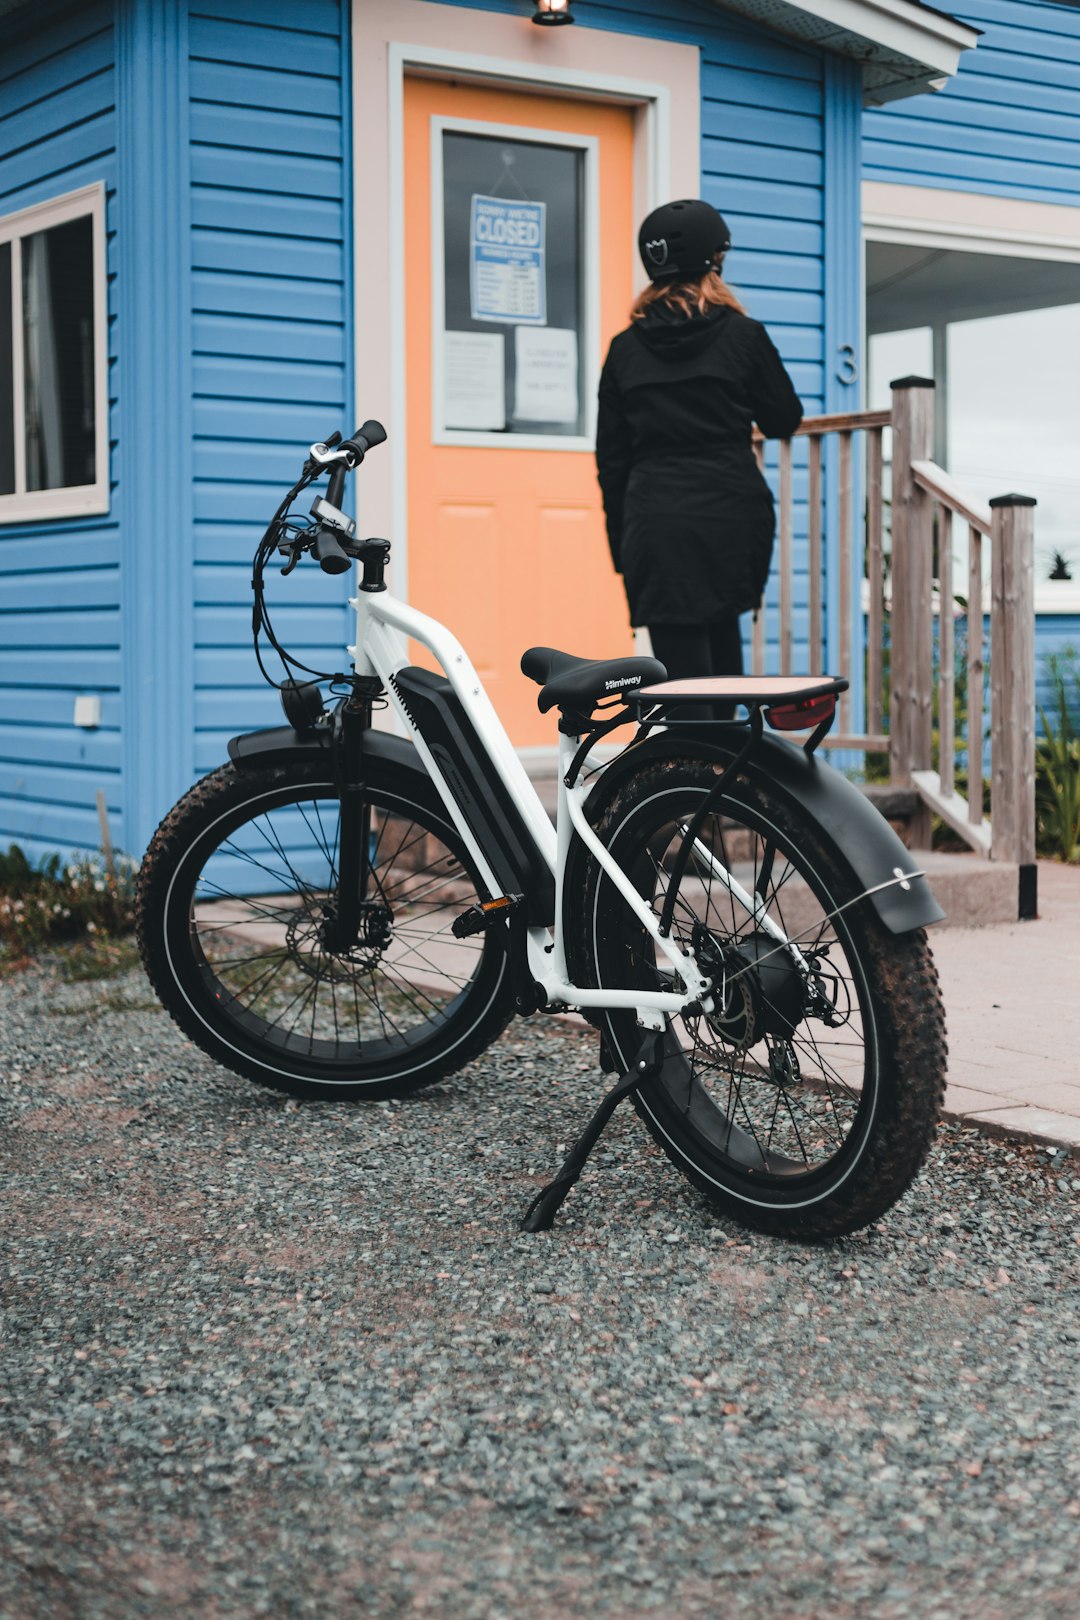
[693,924,806,1049]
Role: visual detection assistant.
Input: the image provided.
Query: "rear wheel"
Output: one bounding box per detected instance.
[578,757,945,1238]
[136,760,514,1100]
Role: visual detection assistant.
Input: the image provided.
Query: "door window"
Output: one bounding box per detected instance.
[433,123,594,444]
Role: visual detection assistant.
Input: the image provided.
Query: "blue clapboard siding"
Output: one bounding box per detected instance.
[0,1,121,861]
[188,0,354,775]
[864,0,1080,205]
[1035,614,1080,728]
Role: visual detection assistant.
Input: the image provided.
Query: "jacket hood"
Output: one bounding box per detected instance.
[630,301,733,361]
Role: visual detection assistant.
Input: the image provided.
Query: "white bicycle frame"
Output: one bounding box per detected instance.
[348,584,795,1030]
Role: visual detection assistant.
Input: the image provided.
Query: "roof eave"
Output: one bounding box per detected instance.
[714,0,980,105]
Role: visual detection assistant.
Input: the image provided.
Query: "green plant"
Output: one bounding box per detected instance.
[0,844,138,966]
[1035,648,1080,863]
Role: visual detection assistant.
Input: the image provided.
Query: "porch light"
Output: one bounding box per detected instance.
[531,0,574,24]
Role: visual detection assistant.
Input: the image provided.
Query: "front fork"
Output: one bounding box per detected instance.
[320,679,381,954]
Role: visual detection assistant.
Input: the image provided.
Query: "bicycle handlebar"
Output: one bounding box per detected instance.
[301,419,388,574]
[313,523,353,574]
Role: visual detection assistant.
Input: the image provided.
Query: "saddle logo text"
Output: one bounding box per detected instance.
[605,675,642,691]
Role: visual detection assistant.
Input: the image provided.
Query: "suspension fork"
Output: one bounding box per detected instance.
[321,677,381,952]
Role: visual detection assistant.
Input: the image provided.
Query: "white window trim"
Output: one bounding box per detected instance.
[430,114,600,452]
[863,181,1080,265]
[0,182,109,524]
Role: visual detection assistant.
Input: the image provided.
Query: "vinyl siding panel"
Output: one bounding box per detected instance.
[188,0,352,780]
[0,0,121,856]
[864,0,1080,205]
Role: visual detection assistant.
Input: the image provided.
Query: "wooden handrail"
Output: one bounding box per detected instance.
[910,458,992,536]
[753,408,890,443]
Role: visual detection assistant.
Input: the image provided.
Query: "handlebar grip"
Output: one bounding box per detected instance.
[313,524,353,575]
[355,419,387,450]
[339,419,388,465]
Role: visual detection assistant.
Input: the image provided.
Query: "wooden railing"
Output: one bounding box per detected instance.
[755,378,1037,912]
[754,407,890,750]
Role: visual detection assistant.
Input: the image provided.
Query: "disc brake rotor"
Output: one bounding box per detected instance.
[285,901,393,981]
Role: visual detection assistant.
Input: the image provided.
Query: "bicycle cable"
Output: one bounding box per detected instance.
[249,469,353,692]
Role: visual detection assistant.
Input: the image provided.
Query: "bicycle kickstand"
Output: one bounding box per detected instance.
[519,1029,667,1233]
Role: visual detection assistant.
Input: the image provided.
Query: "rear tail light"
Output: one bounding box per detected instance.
[765,694,837,732]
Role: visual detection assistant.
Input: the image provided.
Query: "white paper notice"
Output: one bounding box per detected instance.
[444,331,505,431]
[513,327,578,425]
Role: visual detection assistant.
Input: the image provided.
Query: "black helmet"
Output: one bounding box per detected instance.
[638,199,732,283]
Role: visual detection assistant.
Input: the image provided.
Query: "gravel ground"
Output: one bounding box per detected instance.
[2,952,1080,1620]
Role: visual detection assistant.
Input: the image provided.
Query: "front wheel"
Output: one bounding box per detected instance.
[577,757,946,1238]
[136,759,514,1100]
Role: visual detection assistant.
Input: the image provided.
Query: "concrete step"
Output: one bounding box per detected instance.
[908,851,1019,927]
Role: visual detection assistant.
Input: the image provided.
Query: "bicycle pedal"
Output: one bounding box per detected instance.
[451,893,524,939]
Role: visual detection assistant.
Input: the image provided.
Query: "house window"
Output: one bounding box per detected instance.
[0,184,108,522]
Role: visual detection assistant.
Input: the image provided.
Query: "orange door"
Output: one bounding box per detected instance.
[403,77,636,747]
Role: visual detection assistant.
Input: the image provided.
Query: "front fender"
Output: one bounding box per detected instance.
[584,727,945,934]
[227,722,421,777]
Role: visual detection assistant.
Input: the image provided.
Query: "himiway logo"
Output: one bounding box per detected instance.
[605,674,641,691]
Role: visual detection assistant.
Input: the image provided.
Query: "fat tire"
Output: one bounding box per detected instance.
[136,760,514,1101]
[575,756,947,1239]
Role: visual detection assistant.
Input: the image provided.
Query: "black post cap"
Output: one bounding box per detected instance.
[889,376,935,390]
[989,492,1038,508]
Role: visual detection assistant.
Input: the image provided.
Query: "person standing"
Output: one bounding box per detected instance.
[596,199,803,692]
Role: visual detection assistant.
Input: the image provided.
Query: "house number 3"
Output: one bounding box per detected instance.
[836,344,859,386]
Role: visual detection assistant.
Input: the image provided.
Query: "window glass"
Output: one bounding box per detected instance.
[0,243,13,496]
[866,327,932,411]
[441,131,585,437]
[22,215,96,492]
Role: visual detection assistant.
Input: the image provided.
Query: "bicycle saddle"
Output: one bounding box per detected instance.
[521,646,668,715]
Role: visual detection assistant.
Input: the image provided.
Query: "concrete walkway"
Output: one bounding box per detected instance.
[933,857,1080,1154]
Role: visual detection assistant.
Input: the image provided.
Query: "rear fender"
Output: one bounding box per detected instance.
[583,727,945,934]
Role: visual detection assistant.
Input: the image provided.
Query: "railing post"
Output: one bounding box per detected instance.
[889,377,936,847]
[989,493,1038,918]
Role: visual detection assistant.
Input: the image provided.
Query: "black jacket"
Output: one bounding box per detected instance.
[595,303,803,626]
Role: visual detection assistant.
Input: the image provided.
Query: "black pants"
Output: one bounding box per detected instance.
[647,619,744,682]
[648,618,744,721]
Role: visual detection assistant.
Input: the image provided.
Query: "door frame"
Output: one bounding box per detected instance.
[352,1,700,604]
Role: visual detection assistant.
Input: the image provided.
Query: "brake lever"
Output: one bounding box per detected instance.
[278,537,306,576]
[302,431,345,477]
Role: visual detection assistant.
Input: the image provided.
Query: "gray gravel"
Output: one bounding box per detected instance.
[2,953,1080,1620]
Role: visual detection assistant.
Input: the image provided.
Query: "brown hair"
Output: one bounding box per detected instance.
[630,265,746,322]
